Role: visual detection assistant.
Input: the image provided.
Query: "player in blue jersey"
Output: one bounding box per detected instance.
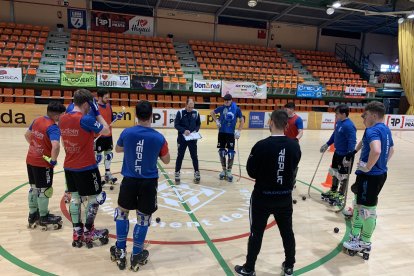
[210,93,244,182]
[342,101,394,260]
[111,100,170,271]
[320,104,357,205]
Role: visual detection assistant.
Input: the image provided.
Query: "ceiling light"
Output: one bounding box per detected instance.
[408,12,414,19]
[398,17,405,24]
[332,1,341,9]
[247,0,257,8]
[326,7,335,15]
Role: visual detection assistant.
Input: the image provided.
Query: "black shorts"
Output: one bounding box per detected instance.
[117,177,158,215]
[332,152,349,175]
[27,164,53,188]
[355,173,387,206]
[95,136,113,152]
[65,168,102,196]
[217,132,235,150]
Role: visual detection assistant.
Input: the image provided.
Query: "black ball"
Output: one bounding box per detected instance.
[334,227,339,233]
[302,196,306,201]
[156,217,161,223]
[293,199,297,204]
[110,186,114,190]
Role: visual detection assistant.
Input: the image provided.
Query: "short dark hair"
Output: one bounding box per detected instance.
[335,104,349,117]
[97,88,109,98]
[186,98,194,104]
[136,100,152,121]
[47,101,66,116]
[284,102,295,109]
[73,89,93,106]
[365,101,385,118]
[271,109,288,130]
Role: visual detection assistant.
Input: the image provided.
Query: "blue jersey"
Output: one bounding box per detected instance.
[66,103,74,113]
[117,126,168,179]
[356,123,393,175]
[327,118,357,155]
[214,102,243,134]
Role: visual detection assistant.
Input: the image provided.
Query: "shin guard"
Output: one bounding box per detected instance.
[114,207,130,250]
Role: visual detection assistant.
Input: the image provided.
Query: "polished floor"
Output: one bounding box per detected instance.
[0,127,413,275]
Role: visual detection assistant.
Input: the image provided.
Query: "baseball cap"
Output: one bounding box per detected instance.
[223,94,232,101]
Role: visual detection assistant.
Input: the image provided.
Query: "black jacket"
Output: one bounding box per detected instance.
[174,109,201,134]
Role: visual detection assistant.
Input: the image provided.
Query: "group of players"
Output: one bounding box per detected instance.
[24,88,393,275]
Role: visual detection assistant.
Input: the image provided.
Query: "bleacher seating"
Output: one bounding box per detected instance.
[0,22,49,76]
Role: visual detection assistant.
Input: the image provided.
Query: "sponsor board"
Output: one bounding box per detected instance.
[131,75,163,91]
[296,84,323,98]
[193,79,221,93]
[97,73,130,88]
[91,11,154,36]
[264,112,309,129]
[0,67,22,83]
[198,109,249,129]
[385,114,414,130]
[344,86,367,98]
[221,81,267,99]
[321,113,336,129]
[61,72,96,87]
[67,9,87,30]
[249,112,265,128]
[150,109,179,127]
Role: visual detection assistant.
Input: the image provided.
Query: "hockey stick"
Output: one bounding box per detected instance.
[94,106,126,143]
[236,139,242,182]
[307,151,325,198]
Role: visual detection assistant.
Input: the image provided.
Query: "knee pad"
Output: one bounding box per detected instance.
[39,187,53,198]
[105,151,113,161]
[338,174,348,181]
[228,149,235,160]
[114,207,130,221]
[360,206,377,220]
[136,211,151,226]
[70,192,81,204]
[96,152,103,164]
[328,167,339,177]
[29,184,39,195]
[218,149,227,158]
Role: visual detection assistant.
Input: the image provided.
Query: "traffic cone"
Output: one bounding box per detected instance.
[321,165,333,188]
[329,144,335,152]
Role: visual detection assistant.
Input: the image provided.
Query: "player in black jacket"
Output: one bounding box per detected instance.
[235,109,301,276]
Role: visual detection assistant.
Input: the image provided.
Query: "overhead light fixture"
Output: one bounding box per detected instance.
[408,12,414,19]
[332,1,341,9]
[398,17,405,24]
[326,7,335,15]
[247,0,257,8]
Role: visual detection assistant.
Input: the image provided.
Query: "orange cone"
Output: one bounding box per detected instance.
[329,144,335,152]
[321,165,333,188]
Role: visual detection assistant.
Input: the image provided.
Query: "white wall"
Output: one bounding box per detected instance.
[363,33,398,67]
[270,22,317,50]
[318,31,362,52]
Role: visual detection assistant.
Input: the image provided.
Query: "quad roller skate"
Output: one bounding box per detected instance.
[27,211,39,229]
[174,172,180,185]
[226,170,233,182]
[130,249,149,272]
[84,226,109,248]
[39,213,63,231]
[110,246,127,270]
[193,171,200,184]
[72,225,84,248]
[321,190,336,201]
[343,236,371,260]
[281,261,294,276]
[329,192,345,207]
[219,170,226,180]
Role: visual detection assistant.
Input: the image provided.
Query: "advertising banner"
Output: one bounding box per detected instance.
[193,79,221,93]
[344,86,367,98]
[249,112,266,128]
[0,67,22,83]
[151,109,179,128]
[67,9,87,30]
[385,114,414,130]
[131,75,163,91]
[97,73,130,88]
[321,113,336,129]
[221,81,267,99]
[296,84,323,98]
[91,11,154,36]
[198,109,249,129]
[264,112,309,129]
[61,72,96,87]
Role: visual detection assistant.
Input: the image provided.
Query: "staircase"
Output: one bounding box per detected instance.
[173,42,202,90]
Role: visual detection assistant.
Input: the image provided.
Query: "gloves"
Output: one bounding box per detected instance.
[89,99,100,117]
[115,111,124,121]
[235,130,241,139]
[215,120,221,128]
[43,155,57,167]
[320,143,329,153]
[343,150,357,167]
[357,161,370,173]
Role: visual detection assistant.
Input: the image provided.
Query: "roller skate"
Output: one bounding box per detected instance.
[64,190,71,204]
[329,192,345,207]
[226,170,233,182]
[193,171,200,184]
[110,245,127,270]
[130,249,149,272]
[281,261,294,276]
[27,211,39,229]
[219,170,226,180]
[321,190,336,201]
[174,171,180,185]
[234,264,255,276]
[72,224,84,248]
[343,236,371,260]
[39,213,63,231]
[84,225,109,248]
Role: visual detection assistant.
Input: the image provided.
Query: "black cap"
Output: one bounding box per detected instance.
[223,94,232,101]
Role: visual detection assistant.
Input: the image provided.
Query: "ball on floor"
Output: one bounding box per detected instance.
[334,227,339,233]
[110,186,114,190]
[156,217,161,223]
[302,196,306,201]
[293,199,297,204]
